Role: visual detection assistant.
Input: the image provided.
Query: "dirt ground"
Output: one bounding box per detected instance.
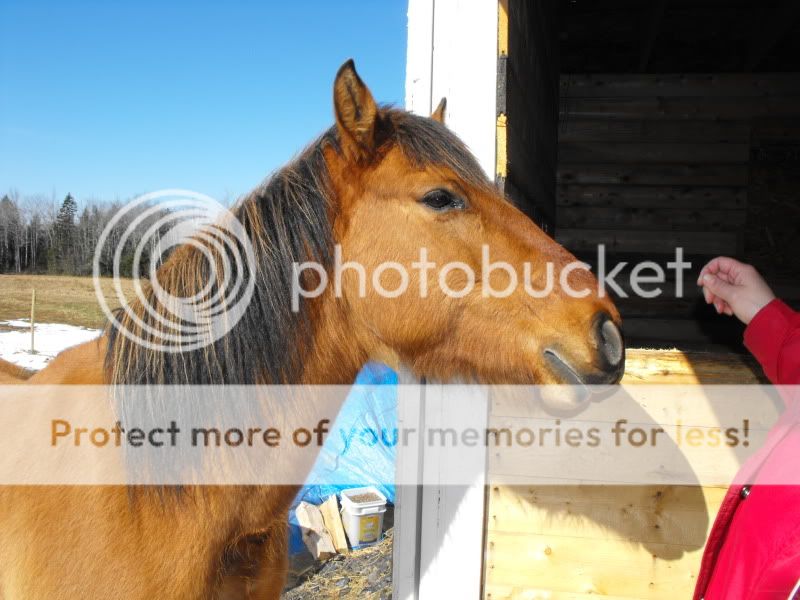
[282,529,393,600]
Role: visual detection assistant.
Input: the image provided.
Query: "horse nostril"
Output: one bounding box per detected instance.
[595,313,624,368]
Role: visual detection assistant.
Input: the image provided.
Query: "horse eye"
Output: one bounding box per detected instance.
[420,189,466,212]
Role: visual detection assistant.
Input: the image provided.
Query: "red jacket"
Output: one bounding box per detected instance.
[695,299,800,599]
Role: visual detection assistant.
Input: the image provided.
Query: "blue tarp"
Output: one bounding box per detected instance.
[288,362,397,554]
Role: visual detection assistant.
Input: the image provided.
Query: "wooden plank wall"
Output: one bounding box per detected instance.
[497,0,559,234]
[746,119,800,281]
[482,349,771,600]
[555,73,800,256]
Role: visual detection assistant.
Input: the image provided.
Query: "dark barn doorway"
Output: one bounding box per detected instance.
[499,0,800,350]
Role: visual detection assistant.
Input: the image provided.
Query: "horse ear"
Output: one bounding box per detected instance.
[431,97,447,123]
[333,59,378,156]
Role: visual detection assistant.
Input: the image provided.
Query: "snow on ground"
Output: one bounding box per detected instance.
[0,320,101,371]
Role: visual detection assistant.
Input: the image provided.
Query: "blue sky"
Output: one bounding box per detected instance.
[0,0,408,204]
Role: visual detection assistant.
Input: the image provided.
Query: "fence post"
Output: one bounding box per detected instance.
[30,288,36,353]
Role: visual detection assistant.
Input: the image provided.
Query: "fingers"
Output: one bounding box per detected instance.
[699,258,737,312]
[697,256,748,284]
[696,257,771,325]
[698,257,722,283]
[701,272,736,304]
[714,297,733,315]
[705,281,733,315]
[702,284,715,305]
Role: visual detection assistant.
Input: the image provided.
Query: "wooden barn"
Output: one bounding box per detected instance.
[394,1,800,599]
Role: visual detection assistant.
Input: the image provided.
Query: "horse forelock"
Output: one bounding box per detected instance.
[388,109,491,192]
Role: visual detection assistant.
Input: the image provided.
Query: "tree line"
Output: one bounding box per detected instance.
[0,191,165,277]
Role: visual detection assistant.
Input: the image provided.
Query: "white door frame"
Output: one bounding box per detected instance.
[392,378,490,600]
[396,3,498,597]
[405,0,499,179]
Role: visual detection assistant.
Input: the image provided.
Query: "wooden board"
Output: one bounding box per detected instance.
[555,228,739,255]
[506,117,557,216]
[557,185,746,210]
[559,97,800,121]
[557,164,748,187]
[320,495,349,554]
[622,349,765,385]
[558,206,746,231]
[621,318,746,348]
[295,501,336,560]
[498,0,559,229]
[559,142,749,164]
[485,531,703,599]
[552,72,800,282]
[560,73,800,98]
[486,586,669,600]
[482,348,772,599]
[558,118,751,144]
[486,484,724,555]
[746,118,800,282]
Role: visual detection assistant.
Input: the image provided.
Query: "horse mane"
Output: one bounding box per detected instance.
[105,108,490,386]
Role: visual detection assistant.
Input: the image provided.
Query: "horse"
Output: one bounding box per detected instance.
[0,60,624,599]
[0,360,31,384]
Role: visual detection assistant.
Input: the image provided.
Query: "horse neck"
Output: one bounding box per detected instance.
[286,167,370,385]
[295,292,369,385]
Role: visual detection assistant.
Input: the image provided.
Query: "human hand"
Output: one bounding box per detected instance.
[697,257,775,325]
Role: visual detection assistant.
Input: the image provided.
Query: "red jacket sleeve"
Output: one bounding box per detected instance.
[744,299,800,385]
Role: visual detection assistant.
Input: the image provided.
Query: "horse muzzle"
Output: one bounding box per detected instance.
[540,312,625,413]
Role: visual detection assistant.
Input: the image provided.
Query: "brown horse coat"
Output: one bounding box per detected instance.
[0,61,622,599]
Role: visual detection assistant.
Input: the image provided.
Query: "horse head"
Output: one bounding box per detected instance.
[317,60,624,400]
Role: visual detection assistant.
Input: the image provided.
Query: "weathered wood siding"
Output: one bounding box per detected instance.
[497,0,559,233]
[746,119,800,280]
[555,73,800,256]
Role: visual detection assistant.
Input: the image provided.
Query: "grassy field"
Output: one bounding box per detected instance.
[0,274,135,329]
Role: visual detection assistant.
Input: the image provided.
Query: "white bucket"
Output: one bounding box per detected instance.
[340,486,387,548]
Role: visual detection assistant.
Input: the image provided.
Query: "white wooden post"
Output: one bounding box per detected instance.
[399,2,498,597]
[392,378,490,600]
[400,0,499,593]
[398,2,498,598]
[392,372,426,598]
[417,385,489,599]
[405,0,499,179]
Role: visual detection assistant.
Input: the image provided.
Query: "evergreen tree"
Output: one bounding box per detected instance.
[0,194,22,272]
[54,193,78,272]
